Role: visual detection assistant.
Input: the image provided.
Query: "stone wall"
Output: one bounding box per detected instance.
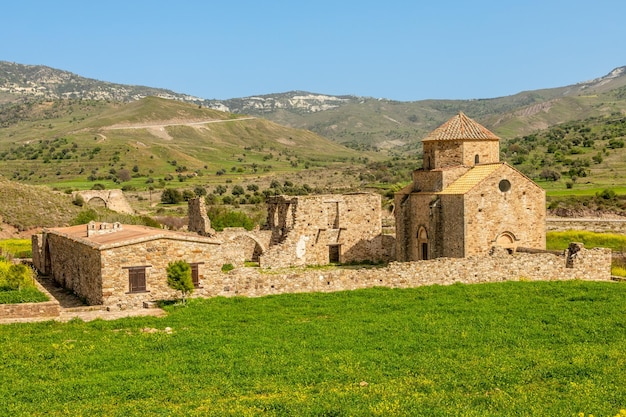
[189,244,612,300]
[463,166,546,256]
[40,232,103,305]
[461,140,499,166]
[74,189,134,214]
[260,193,394,268]
[100,238,228,309]
[547,218,626,234]
[0,273,60,322]
[187,198,215,236]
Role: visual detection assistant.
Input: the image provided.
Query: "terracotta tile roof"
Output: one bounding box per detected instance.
[46,223,219,249]
[423,111,500,142]
[438,163,502,195]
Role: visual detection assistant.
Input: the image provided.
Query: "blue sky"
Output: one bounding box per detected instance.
[2,0,624,101]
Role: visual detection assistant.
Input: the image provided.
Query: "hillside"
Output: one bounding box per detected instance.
[203,67,626,150]
[0,96,373,188]
[3,61,626,152]
[0,176,81,234]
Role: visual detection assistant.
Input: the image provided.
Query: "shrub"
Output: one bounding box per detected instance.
[71,209,98,225]
[0,260,34,291]
[72,194,85,206]
[161,188,183,204]
[166,260,194,305]
[221,263,234,273]
[207,206,256,231]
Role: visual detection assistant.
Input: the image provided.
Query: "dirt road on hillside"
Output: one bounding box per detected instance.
[103,116,256,130]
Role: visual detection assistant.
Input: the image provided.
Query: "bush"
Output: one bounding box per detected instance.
[207,207,256,231]
[161,188,183,204]
[0,260,34,291]
[166,260,194,305]
[221,263,234,273]
[71,209,98,225]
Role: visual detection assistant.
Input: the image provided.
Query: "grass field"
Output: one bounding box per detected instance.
[1,282,626,416]
[0,239,32,258]
[546,231,626,252]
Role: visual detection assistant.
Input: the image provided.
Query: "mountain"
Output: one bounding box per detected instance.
[3,61,626,152]
[0,61,204,104]
[204,68,626,149]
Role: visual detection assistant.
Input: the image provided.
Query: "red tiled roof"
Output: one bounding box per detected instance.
[422,111,500,142]
[46,223,219,249]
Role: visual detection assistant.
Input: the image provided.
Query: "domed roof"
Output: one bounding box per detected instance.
[422,111,500,142]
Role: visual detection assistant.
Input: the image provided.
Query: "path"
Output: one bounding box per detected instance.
[104,116,256,130]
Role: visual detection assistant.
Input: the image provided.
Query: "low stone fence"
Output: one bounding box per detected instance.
[195,244,613,300]
[0,273,60,323]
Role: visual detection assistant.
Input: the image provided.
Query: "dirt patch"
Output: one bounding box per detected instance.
[0,223,41,239]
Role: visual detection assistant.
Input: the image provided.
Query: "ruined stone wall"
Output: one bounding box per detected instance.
[191,245,612,301]
[464,166,545,256]
[218,228,273,263]
[261,193,393,268]
[100,238,228,309]
[74,190,134,214]
[187,198,214,236]
[461,140,499,166]
[547,218,626,234]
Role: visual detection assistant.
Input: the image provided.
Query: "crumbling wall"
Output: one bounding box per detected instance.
[187,198,215,237]
[260,193,394,268]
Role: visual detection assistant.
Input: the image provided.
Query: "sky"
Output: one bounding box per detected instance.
[2,0,625,101]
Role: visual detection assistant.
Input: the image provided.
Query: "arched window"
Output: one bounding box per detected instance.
[474,154,480,164]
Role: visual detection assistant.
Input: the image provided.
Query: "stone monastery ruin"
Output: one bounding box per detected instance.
[31,113,612,309]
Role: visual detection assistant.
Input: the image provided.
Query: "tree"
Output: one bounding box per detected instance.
[117,168,131,182]
[231,185,245,196]
[166,260,194,304]
[194,186,207,197]
[182,190,195,201]
[215,185,227,195]
[161,188,183,204]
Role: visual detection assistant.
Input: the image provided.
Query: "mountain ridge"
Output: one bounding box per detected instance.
[2,61,626,150]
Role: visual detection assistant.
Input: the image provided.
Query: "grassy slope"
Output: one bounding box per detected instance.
[1,282,625,416]
[0,176,80,230]
[0,97,376,187]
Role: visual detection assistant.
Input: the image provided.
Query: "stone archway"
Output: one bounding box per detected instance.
[73,190,134,214]
[230,234,266,263]
[87,196,107,208]
[494,231,517,253]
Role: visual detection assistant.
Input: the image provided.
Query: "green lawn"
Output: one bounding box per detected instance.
[1,282,626,416]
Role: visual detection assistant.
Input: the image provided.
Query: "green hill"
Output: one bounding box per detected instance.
[0,97,373,188]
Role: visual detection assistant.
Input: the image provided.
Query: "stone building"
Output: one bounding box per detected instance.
[260,193,395,267]
[32,221,241,309]
[395,112,545,260]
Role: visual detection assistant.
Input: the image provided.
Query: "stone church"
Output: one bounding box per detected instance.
[394,112,545,261]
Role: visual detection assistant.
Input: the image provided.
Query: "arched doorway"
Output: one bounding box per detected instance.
[417,226,429,260]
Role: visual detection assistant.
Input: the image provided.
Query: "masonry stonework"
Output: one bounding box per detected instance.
[396,112,546,261]
[260,193,394,268]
